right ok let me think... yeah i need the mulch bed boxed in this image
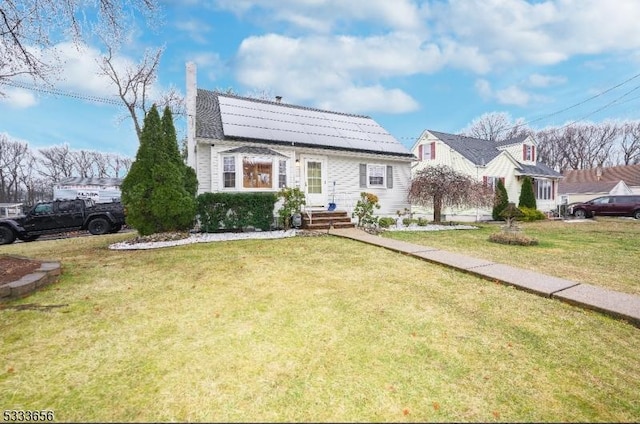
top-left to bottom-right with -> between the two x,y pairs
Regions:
0,256 -> 43,285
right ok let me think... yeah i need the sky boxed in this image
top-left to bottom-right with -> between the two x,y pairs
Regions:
2,0 -> 640,159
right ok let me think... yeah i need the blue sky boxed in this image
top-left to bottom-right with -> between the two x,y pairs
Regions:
2,0 -> 640,158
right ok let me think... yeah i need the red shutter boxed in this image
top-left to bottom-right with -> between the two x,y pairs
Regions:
418,144 -> 423,160
431,142 -> 436,160
523,145 -> 526,160
532,145 -> 535,162
483,176 -> 487,186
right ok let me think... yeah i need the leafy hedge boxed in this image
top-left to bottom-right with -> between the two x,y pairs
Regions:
196,192 -> 277,232
518,207 -> 547,222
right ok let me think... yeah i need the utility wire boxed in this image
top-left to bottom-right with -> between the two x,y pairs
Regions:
0,79 -> 126,107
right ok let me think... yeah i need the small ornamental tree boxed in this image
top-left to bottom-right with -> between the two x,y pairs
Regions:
409,165 -> 493,223
121,105 -> 196,236
352,192 -> 380,227
518,176 -> 537,209
492,179 -> 509,221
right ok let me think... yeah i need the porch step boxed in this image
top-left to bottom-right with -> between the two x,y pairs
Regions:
301,210 -> 355,230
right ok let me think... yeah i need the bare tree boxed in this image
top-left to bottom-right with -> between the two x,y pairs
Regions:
71,149 -> 97,178
409,165 -> 493,222
37,144 -> 75,181
618,121 -> 640,165
535,127 -> 568,172
0,134 -> 30,202
462,112 -> 514,142
0,0 -> 158,93
108,155 -> 132,178
98,46 -> 162,139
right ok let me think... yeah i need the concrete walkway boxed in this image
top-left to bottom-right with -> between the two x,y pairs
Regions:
328,227 -> 640,328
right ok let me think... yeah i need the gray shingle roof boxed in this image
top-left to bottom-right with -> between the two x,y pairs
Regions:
558,181 -> 620,195
517,163 -> 562,178
427,130 -> 560,177
427,130 -> 501,166
561,164 -> 640,186
220,146 -> 288,157
196,90 -> 413,158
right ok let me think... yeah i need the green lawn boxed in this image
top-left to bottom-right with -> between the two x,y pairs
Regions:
0,231 -> 639,422
384,217 -> 640,296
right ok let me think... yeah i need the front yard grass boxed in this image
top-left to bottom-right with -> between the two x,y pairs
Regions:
0,232 -> 639,422
385,217 -> 640,296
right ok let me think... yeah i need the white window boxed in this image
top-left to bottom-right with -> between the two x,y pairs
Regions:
524,145 -> 534,161
484,176 -> 502,191
222,156 -> 236,188
368,164 -> 386,187
535,180 -> 553,200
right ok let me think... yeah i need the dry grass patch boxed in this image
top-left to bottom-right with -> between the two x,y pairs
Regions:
0,233 -> 639,422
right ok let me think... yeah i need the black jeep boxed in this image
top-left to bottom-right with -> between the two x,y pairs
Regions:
0,199 -> 126,245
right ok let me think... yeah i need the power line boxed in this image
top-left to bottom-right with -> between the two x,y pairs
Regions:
0,79 -> 126,107
513,71 -> 640,129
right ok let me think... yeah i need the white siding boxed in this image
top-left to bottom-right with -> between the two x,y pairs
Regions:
194,139 -> 412,220
196,142 -> 212,194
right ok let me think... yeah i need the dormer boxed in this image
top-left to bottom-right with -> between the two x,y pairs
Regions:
522,143 -> 535,163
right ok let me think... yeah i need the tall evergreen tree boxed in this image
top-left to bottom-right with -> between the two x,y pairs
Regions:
518,176 -> 537,209
492,179 -> 509,221
161,106 -> 198,196
121,105 -> 196,236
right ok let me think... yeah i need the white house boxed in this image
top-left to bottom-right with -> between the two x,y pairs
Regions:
185,63 -> 414,221
411,130 -> 562,221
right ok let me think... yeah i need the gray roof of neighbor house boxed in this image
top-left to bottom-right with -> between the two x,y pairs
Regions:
558,164 -> 640,194
427,129 -> 561,178
55,177 -> 123,187
426,130 -> 501,166
516,163 -> 562,178
196,90 -> 414,158
558,181 -> 621,195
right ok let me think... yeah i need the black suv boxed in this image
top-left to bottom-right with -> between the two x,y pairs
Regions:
569,195 -> 640,219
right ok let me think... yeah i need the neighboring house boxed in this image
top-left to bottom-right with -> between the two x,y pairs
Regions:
559,163 -> 640,204
53,177 -> 123,203
185,63 -> 414,220
411,130 -> 562,221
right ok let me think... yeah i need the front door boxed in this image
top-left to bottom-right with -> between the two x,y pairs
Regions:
303,156 -> 327,207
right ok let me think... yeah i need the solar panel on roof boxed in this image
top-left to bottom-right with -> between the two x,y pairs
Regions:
214,94 -> 411,155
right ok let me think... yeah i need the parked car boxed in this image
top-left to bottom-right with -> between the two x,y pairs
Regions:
0,198 -> 126,245
569,195 -> 640,219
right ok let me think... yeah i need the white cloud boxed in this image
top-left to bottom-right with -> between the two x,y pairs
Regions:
474,79 -> 532,107
174,19 -> 212,44
233,33 -> 441,113
214,0 -> 424,33
319,85 -> 419,114
527,73 -> 566,88
495,85 -> 530,107
47,42 -> 115,97
0,87 -> 38,108
434,0 -> 640,69
475,79 -> 493,100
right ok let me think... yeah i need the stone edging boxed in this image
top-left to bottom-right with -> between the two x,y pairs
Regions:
0,256 -> 62,300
